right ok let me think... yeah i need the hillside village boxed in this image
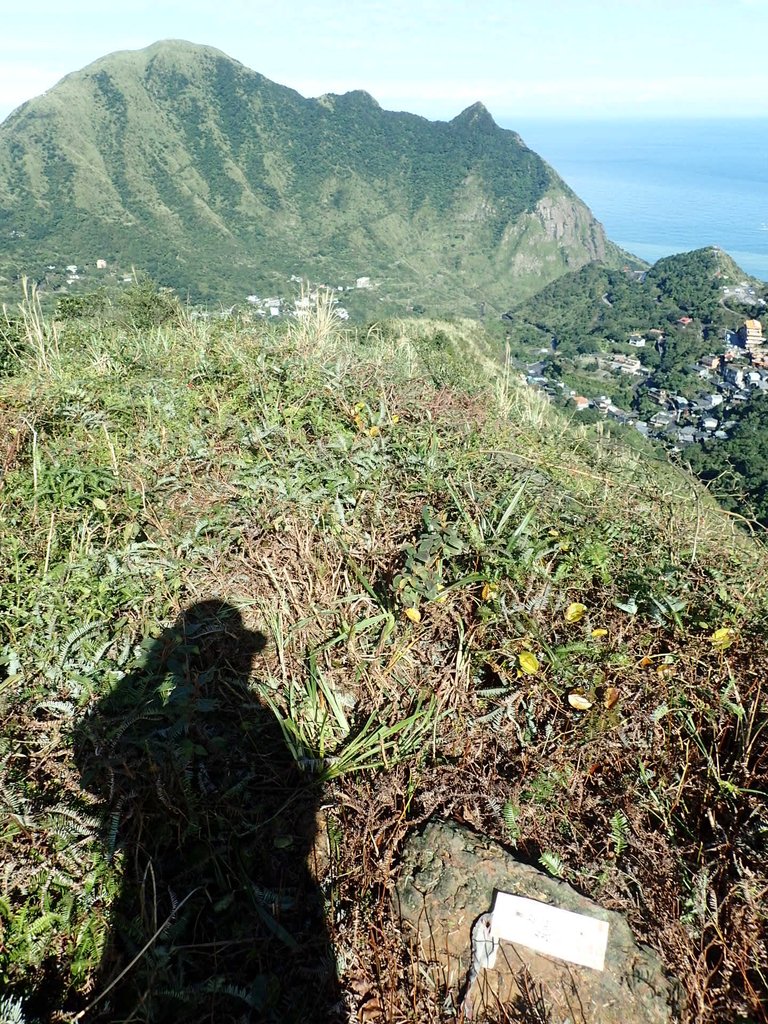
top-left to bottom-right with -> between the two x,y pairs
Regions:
1,258 -> 375,321
244,274 -> 374,320
524,315 -> 768,450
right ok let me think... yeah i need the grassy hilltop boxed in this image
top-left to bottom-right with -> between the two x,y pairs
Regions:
0,287 -> 766,1023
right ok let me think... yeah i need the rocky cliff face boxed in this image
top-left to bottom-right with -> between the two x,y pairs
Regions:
0,41 -> 621,311
498,190 -> 618,285
533,193 -> 608,258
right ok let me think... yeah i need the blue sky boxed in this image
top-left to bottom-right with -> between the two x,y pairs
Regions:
2,0 -> 768,125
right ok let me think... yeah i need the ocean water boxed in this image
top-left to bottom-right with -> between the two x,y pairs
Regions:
503,119 -> 768,283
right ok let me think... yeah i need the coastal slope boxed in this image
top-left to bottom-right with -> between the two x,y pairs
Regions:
0,40 -> 624,311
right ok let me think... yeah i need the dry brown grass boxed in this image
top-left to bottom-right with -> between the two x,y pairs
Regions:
178,481 -> 767,1023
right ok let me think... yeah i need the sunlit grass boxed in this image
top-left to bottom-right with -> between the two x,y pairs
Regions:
0,288 -> 766,1023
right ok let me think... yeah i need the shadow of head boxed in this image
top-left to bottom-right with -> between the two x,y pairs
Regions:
162,597 -> 267,677
76,598 -> 270,793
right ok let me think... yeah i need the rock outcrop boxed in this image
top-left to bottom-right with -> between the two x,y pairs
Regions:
395,820 -> 682,1023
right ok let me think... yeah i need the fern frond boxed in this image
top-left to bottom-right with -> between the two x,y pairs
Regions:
105,704 -> 158,746
91,636 -> 117,666
159,979 -> 264,1009
707,888 -> 719,916
37,700 -> 75,717
47,804 -> 101,838
250,883 -> 294,911
610,809 -> 630,857
0,994 -> 27,1024
502,801 -> 521,846
476,705 -> 505,727
57,620 -> 106,668
539,851 -> 565,878
475,685 -> 511,698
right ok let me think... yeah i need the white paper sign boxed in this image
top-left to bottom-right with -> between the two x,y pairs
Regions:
490,891 -> 609,971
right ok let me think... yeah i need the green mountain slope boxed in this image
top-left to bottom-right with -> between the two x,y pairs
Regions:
0,40 -> 624,312
505,246 -> 761,349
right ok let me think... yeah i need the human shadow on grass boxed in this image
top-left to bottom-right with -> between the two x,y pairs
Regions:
74,599 -> 341,1023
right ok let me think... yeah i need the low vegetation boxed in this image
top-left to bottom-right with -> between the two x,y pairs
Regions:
687,393 -> 768,525
1,286 -> 766,1023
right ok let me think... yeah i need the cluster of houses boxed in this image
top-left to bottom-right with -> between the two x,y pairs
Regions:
636,390 -> 733,445
245,294 -> 288,317
245,274 -> 373,320
31,258 -> 375,317
40,259 -> 112,288
523,366 -> 635,422
524,318 -> 767,450
637,318 -> 767,446
592,351 -> 647,377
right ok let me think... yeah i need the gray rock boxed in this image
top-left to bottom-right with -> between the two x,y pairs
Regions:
394,820 -> 681,1023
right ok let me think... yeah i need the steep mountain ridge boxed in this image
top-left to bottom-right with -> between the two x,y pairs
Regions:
0,40 -> 624,311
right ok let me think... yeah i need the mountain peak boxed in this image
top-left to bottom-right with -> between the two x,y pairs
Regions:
340,89 -> 381,107
318,89 -> 382,112
114,39 -> 229,59
451,102 -> 497,130
79,39 -> 237,78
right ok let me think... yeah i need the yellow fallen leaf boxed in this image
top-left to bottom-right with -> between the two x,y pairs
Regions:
404,607 -> 421,623
518,651 -> 539,674
368,425 -> 381,438
603,686 -> 620,709
656,663 -> 675,679
591,628 -> 608,638
564,602 -> 587,623
568,692 -> 593,711
481,581 -> 498,602
710,626 -> 735,651
391,414 -> 400,424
